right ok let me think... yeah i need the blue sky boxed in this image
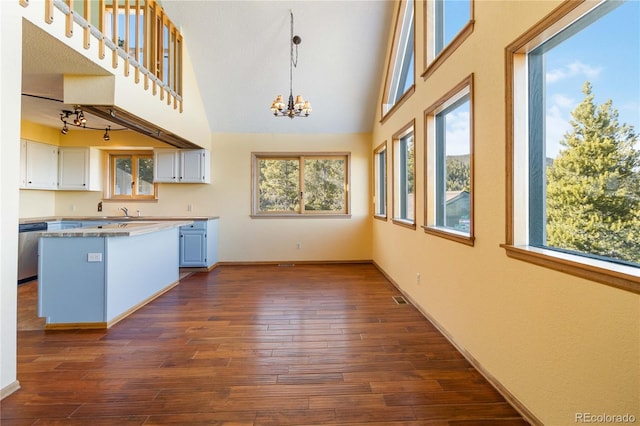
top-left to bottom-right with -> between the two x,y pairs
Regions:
544,0 -> 640,157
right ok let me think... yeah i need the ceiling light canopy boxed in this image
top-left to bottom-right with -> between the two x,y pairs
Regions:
270,10 -> 312,119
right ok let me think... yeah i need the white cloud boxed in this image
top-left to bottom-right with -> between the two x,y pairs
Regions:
546,61 -> 603,84
445,110 -> 470,156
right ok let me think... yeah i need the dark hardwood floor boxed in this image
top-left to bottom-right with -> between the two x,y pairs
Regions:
2,264 -> 528,425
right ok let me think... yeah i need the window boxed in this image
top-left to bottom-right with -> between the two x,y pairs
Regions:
109,152 -> 157,200
506,0 -> 640,293
252,153 -> 350,216
424,76 -> 473,244
382,0 -> 415,119
423,0 -> 474,79
393,123 -> 415,227
374,142 -> 388,219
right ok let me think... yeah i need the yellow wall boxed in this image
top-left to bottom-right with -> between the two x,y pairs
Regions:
20,121 -> 373,262
371,1 -> 639,424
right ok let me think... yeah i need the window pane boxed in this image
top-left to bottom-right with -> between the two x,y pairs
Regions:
436,97 -> 471,233
303,158 -> 346,212
384,0 -> 414,114
375,148 -> 387,216
137,157 -> 154,195
530,0 -> 640,265
258,159 -> 300,212
396,133 -> 415,222
114,157 -> 132,196
436,0 -> 471,55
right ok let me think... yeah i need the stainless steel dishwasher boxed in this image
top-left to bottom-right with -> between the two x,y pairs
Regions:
18,222 -> 47,284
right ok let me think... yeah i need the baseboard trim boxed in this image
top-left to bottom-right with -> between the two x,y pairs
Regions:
216,259 -> 373,266
1,381 -> 20,400
372,261 -> 543,426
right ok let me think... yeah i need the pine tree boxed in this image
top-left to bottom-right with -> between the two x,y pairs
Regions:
546,82 -> 640,263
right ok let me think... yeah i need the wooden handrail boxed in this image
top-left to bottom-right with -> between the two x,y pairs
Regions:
32,0 -> 183,110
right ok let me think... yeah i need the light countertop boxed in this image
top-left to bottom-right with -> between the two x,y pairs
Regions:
40,220 -> 193,238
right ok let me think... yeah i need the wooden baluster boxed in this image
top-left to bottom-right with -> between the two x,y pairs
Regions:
19,0 -> 29,7
112,0 -> 118,68
65,0 -> 73,37
134,0 -> 141,84
123,0 -> 130,76
83,0 -> 91,49
45,0 -> 54,24
98,0 -> 105,59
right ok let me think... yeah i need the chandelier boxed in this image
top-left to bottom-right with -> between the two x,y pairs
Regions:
270,10 -> 312,118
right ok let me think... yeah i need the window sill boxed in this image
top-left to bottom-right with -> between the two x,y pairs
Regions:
251,214 -> 352,219
423,226 -> 474,246
374,215 -> 388,222
502,244 -> 640,295
392,218 -> 416,229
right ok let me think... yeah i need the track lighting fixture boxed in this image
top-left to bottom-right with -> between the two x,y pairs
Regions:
58,105 -> 125,140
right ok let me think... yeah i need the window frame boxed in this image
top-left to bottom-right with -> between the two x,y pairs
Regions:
423,0 -> 475,80
423,74 -> 474,245
504,0 -> 640,294
107,150 -> 158,201
374,142 -> 388,220
251,152 -> 351,218
381,0 -> 416,123
392,121 -> 416,229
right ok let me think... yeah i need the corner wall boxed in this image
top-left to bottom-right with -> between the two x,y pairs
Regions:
371,1 -> 639,424
0,0 -> 23,396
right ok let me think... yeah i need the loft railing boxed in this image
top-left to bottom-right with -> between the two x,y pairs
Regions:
20,0 -> 183,112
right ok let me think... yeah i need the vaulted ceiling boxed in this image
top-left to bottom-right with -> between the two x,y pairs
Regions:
21,1 -> 394,136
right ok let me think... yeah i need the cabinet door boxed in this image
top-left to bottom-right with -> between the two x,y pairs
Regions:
153,150 -> 178,182
58,148 -> 89,190
180,150 -> 209,183
25,141 -> 58,190
179,230 -> 207,267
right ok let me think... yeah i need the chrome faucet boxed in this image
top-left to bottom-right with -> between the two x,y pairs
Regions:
120,207 -> 129,217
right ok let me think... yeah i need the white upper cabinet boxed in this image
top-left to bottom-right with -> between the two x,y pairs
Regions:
153,149 -> 210,183
58,147 -> 102,191
21,140 -> 58,190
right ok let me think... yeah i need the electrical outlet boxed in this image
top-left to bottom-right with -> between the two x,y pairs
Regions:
296,242 -> 302,250
187,204 -> 192,212
416,273 -> 421,285
87,253 -> 103,262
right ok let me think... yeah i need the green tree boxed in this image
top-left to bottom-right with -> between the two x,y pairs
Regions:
546,82 -> 640,263
446,156 -> 470,191
303,159 -> 345,211
259,159 -> 299,212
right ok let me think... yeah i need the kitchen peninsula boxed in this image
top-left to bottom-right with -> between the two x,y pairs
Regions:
38,220 -> 191,330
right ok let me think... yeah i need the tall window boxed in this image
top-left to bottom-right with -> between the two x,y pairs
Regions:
507,0 -> 640,291
374,142 -> 388,219
382,0 -> 415,117
252,153 -> 350,216
393,123 -> 415,226
424,0 -> 473,78
109,152 -> 156,199
425,76 -> 473,244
